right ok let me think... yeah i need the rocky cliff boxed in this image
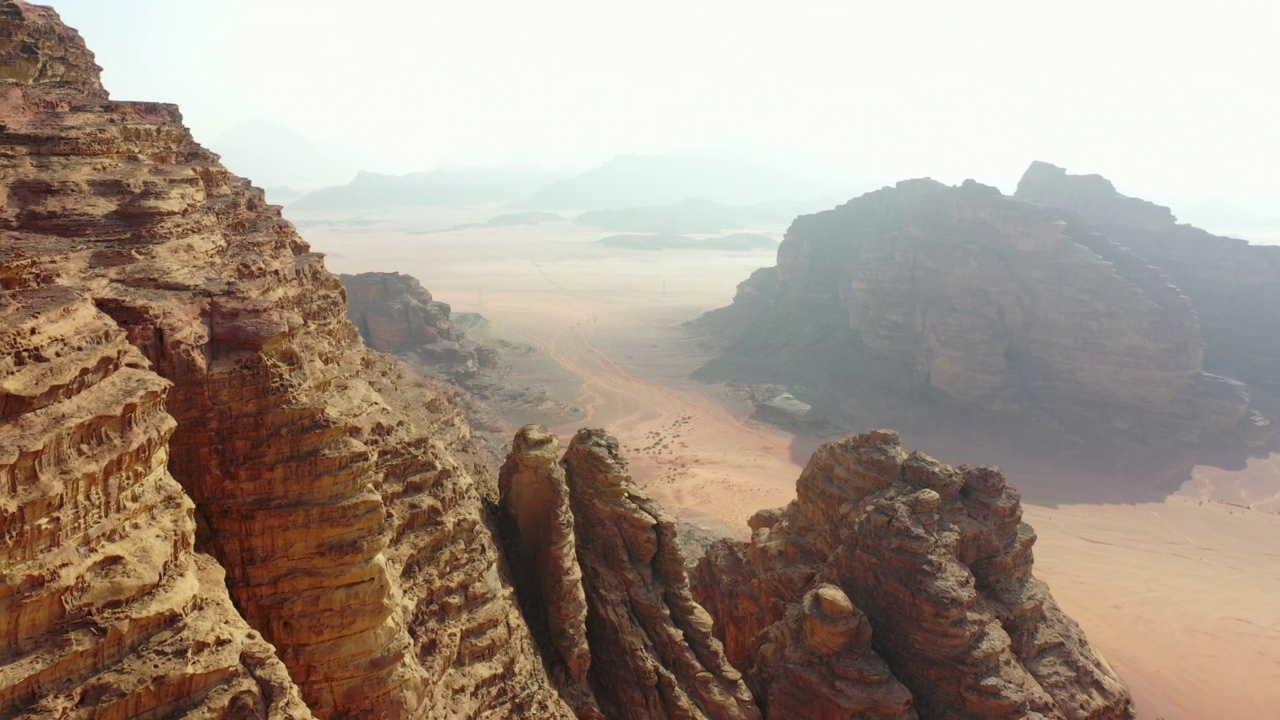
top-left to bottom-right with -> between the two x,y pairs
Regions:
1015,161 -> 1280,395
0,2 -> 568,717
691,431 -> 1133,720
498,425 -> 758,720
695,177 -> 1269,454
1,4 -> 1134,719
339,271 -> 457,354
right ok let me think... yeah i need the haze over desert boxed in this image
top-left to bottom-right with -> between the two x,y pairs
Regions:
6,2 -> 1280,718
305,206 -> 1280,720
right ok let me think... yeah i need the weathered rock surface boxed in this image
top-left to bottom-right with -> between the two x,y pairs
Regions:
497,426 -> 599,718
1016,161 -> 1280,397
1,3 -> 569,717
696,177 -> 1267,451
0,288 -> 312,719
340,271 -> 457,354
1,6 -> 1139,720
691,430 -> 1133,720
499,425 -> 759,720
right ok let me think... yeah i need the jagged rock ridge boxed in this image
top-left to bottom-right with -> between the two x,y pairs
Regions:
2,4 -> 1136,720
1,2 -> 569,717
695,176 -> 1269,454
498,425 -> 759,720
691,430 -> 1133,720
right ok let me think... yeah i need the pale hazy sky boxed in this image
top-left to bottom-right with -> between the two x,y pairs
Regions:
49,0 -> 1279,212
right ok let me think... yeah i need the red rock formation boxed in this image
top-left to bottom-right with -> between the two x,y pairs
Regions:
339,271 -> 456,353
498,425 -> 600,718
692,431 -> 1133,720
0,288 -> 312,719
500,426 -> 760,720
748,585 -> 916,720
0,6 -> 1141,720
1,2 -> 569,717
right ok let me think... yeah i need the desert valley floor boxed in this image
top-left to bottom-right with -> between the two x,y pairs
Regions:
300,207 -> 1280,720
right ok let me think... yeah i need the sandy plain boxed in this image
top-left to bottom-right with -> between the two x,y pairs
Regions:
300,206 -> 1280,720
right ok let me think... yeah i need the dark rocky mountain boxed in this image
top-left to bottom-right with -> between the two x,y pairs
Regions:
1016,161 -> 1280,395
694,175 -> 1271,460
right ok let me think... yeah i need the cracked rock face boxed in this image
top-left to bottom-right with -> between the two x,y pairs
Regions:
691,430 -> 1134,720
500,425 -> 760,720
1,3 -> 569,717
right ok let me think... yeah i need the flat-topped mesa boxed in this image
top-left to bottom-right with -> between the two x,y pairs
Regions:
499,425 -> 760,720
696,176 -> 1266,451
1,2 -> 570,718
340,271 -> 457,353
691,430 -> 1134,720
1016,161 -> 1280,399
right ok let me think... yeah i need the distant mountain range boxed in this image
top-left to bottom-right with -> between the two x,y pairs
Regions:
288,167 -> 556,211
516,148 -> 856,209
285,145 -> 863,212
598,232 -> 777,251
209,119 -> 362,190
576,198 -> 832,234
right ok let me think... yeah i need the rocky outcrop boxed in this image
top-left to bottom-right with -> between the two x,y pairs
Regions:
497,426 -> 599,717
0,288 -> 312,719
499,426 -> 759,720
696,177 -> 1268,451
339,271 -> 457,353
691,431 -> 1133,720
1016,161 -> 1280,396
1,6 -> 1138,720
1,3 -> 569,717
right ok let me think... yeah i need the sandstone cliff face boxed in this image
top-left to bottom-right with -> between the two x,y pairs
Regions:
697,177 -> 1266,450
339,271 -> 456,354
0,288 -> 312,719
499,425 -> 759,720
691,431 -> 1133,720
2,6 -> 1138,720
1015,161 -> 1280,396
1,3 -> 569,717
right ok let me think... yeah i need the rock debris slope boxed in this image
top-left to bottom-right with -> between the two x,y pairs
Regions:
691,430 -> 1133,720
1,2 -> 568,717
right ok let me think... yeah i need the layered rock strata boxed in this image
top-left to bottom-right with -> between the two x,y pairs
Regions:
696,177 -> 1266,448
1016,161 -> 1280,396
0,288 -> 312,719
691,430 -> 1133,720
1,2 -> 569,717
499,425 -> 759,720
2,5 -> 1138,720
339,271 -> 457,354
